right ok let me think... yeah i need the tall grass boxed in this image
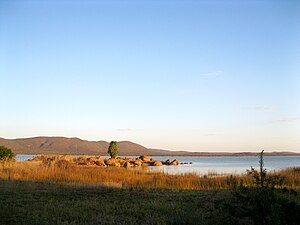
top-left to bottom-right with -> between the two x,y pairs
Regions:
0,161 -> 299,190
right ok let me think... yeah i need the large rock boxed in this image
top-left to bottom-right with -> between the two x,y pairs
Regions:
151,160 -> 163,166
132,159 -> 143,167
94,158 -> 106,166
105,158 -> 117,166
112,162 -> 121,167
76,157 -> 87,165
86,157 -> 96,165
170,159 -> 179,166
164,159 -> 179,166
139,155 -> 151,162
124,162 -> 132,168
164,159 -> 173,165
117,159 -> 127,166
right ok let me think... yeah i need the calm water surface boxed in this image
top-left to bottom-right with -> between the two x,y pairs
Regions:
146,156 -> 300,175
16,155 -> 300,175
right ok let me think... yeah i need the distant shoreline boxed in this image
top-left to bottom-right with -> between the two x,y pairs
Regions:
16,153 -> 300,157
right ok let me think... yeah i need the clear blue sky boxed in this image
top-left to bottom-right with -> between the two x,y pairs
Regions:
1,0 -> 299,152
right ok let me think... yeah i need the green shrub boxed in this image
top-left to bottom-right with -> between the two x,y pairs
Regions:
247,150 -> 268,187
220,150 -> 300,225
0,146 -> 14,161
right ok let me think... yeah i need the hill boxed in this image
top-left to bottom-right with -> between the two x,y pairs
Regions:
0,137 -> 299,156
0,137 -> 154,156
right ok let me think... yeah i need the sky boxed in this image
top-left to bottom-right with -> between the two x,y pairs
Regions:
0,0 -> 299,152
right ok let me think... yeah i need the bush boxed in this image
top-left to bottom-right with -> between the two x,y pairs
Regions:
247,150 -> 286,189
0,146 -> 14,161
218,150 -> 300,225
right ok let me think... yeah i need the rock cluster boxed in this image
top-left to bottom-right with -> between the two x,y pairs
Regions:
30,155 -> 181,168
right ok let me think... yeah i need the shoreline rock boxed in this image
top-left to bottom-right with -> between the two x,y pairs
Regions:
30,155 -> 181,168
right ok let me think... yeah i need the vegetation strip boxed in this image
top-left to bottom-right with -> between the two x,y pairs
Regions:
1,180 -> 299,225
1,147 -> 300,224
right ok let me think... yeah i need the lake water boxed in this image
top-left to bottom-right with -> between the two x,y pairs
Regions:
16,155 -> 37,161
146,156 -> 300,175
16,155 -> 300,175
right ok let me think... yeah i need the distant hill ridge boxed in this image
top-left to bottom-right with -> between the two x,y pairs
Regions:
0,136 -> 153,155
0,137 -> 299,156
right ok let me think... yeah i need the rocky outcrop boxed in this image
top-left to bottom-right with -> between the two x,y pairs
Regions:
30,155 -> 180,168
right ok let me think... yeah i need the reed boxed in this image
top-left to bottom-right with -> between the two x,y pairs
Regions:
0,161 -> 299,190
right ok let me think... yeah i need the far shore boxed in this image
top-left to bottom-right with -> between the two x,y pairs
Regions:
15,152 -> 300,157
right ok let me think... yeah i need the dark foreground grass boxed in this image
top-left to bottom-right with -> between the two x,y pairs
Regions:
1,180 -> 300,225
0,180 -> 225,225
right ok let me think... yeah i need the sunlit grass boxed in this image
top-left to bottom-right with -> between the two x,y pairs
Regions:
0,161 -> 299,190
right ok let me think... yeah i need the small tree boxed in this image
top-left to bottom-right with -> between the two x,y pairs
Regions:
0,146 -> 15,161
107,141 -> 118,158
247,150 -> 285,188
247,150 -> 267,188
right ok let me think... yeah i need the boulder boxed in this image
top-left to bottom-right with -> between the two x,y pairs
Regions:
111,162 -> 121,167
105,158 -> 117,166
164,159 -> 173,165
139,155 -> 151,162
151,160 -> 163,166
132,160 -> 142,167
124,162 -> 132,168
85,157 -> 96,165
164,159 -> 179,166
170,159 -> 179,166
76,157 -> 87,165
95,159 -> 106,166
131,158 -> 142,164
117,158 -> 126,166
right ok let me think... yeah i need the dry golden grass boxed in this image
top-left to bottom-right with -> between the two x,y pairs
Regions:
273,167 -> 300,189
0,161 -> 299,190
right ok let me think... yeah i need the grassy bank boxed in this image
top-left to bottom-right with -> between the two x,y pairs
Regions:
1,161 -> 300,190
1,161 -> 300,224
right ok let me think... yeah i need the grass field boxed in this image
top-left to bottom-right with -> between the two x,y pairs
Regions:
1,161 -> 300,224
1,161 -> 300,190
1,180 -> 299,225
0,180 -> 227,225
